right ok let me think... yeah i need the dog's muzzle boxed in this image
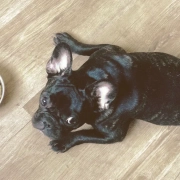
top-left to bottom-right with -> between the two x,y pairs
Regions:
32,111 -> 63,139
32,112 -> 55,130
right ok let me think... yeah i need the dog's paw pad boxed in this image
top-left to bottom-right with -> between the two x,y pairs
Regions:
53,32 -> 71,45
49,140 -> 67,153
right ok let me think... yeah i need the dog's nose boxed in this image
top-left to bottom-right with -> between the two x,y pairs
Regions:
32,112 -> 53,130
33,120 -> 46,130
32,113 -> 47,130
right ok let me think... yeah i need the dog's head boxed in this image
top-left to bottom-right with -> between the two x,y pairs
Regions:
32,43 -> 117,140
32,43 -> 85,139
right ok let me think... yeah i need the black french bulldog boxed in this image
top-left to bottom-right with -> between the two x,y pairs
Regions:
32,33 -> 180,152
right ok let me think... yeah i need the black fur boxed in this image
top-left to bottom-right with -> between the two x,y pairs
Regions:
32,33 -> 180,152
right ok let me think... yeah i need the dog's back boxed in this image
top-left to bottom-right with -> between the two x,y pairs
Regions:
79,49 -> 180,125
104,51 -> 180,125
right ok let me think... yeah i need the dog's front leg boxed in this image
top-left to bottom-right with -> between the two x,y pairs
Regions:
54,32 -> 126,56
49,129 -> 119,153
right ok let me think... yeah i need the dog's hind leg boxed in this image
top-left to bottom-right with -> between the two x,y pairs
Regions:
54,32 -> 126,56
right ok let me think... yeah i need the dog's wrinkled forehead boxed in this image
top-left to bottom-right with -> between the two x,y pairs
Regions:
39,76 -> 83,115
44,77 -> 73,92
41,76 -> 82,108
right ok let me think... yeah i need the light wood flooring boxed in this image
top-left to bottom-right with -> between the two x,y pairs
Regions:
0,0 -> 180,179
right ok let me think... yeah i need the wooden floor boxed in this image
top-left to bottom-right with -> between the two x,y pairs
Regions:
0,0 -> 180,179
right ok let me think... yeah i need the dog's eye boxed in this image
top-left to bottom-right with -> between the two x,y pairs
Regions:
41,98 -> 47,106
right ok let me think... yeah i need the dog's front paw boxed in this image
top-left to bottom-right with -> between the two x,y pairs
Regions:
49,140 -> 69,153
53,32 -> 77,46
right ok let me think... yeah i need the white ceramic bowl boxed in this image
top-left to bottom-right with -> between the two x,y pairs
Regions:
0,76 -> 5,104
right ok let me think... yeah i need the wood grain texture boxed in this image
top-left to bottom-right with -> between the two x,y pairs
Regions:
0,0 -> 179,180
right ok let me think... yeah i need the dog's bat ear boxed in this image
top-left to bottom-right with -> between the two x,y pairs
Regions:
86,81 -> 117,111
46,43 -> 72,76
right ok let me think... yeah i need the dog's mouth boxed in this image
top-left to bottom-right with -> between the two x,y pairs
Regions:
32,112 -> 62,138
41,126 -> 62,140
35,120 -> 63,140
32,107 -> 84,140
